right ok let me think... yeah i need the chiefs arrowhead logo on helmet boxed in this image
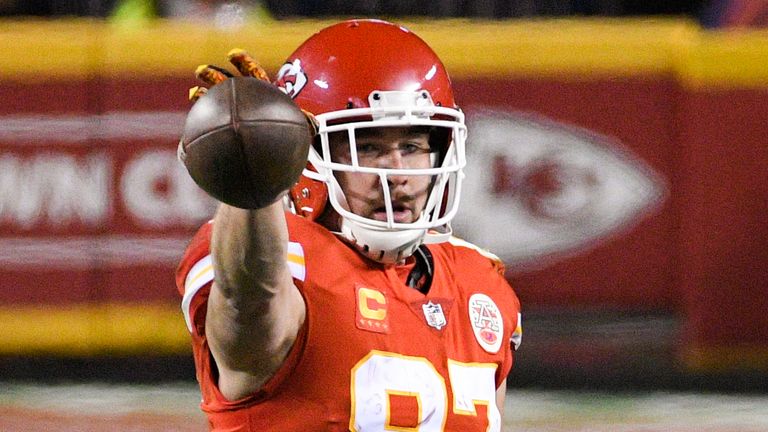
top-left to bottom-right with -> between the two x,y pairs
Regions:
275,59 -> 308,99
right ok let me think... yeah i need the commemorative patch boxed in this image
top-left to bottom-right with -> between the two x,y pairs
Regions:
468,293 -> 503,353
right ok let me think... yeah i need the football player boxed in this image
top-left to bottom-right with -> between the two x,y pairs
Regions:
177,19 -> 522,431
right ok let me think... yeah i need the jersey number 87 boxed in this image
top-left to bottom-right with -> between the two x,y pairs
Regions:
350,350 -> 501,431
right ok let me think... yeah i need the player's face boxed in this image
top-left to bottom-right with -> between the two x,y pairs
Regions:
329,127 -> 434,223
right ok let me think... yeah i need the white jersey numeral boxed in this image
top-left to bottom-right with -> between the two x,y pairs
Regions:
448,359 -> 501,430
350,350 -> 499,431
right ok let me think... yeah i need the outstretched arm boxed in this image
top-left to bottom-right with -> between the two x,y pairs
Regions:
206,202 -> 305,401
184,50 -> 309,401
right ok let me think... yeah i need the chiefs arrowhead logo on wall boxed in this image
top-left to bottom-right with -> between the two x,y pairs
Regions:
454,110 -> 667,273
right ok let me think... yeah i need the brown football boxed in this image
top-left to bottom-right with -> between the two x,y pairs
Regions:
179,77 -> 312,209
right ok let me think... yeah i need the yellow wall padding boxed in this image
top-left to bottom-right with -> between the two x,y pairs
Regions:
0,304 -> 189,355
2,18 -> 768,88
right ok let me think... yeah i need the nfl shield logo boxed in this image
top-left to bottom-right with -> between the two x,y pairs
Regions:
422,301 -> 447,330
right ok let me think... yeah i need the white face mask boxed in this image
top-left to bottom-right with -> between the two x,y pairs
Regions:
302,90 -> 467,263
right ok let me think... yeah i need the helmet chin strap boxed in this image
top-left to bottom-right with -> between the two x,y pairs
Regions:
340,217 -> 425,264
337,208 -> 455,264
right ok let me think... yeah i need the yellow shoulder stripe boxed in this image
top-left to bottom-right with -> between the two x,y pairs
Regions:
448,236 -> 502,263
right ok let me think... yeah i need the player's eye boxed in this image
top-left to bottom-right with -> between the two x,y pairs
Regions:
401,142 -> 429,155
356,142 -> 380,155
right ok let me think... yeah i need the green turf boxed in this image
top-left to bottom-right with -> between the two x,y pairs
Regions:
2,383 -> 767,431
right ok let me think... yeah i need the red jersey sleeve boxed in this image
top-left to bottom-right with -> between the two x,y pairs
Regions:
176,221 -> 214,339
175,215 -> 313,415
481,256 -> 520,387
441,237 -> 522,388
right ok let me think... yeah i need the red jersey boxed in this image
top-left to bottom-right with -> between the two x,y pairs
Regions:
176,212 -> 522,431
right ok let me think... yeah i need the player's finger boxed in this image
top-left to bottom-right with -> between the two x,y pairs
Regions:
228,48 -> 270,82
188,86 -> 208,102
195,64 -> 233,86
302,109 -> 318,136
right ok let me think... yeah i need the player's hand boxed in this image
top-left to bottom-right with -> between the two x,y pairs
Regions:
189,48 -> 269,101
189,49 -> 317,134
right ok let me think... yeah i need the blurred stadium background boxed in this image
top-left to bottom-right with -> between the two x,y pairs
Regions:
1,0 -> 767,430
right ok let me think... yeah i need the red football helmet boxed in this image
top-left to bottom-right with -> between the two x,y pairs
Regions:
276,19 -> 467,263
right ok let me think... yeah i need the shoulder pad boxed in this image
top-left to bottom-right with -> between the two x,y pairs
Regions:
447,236 -> 506,276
